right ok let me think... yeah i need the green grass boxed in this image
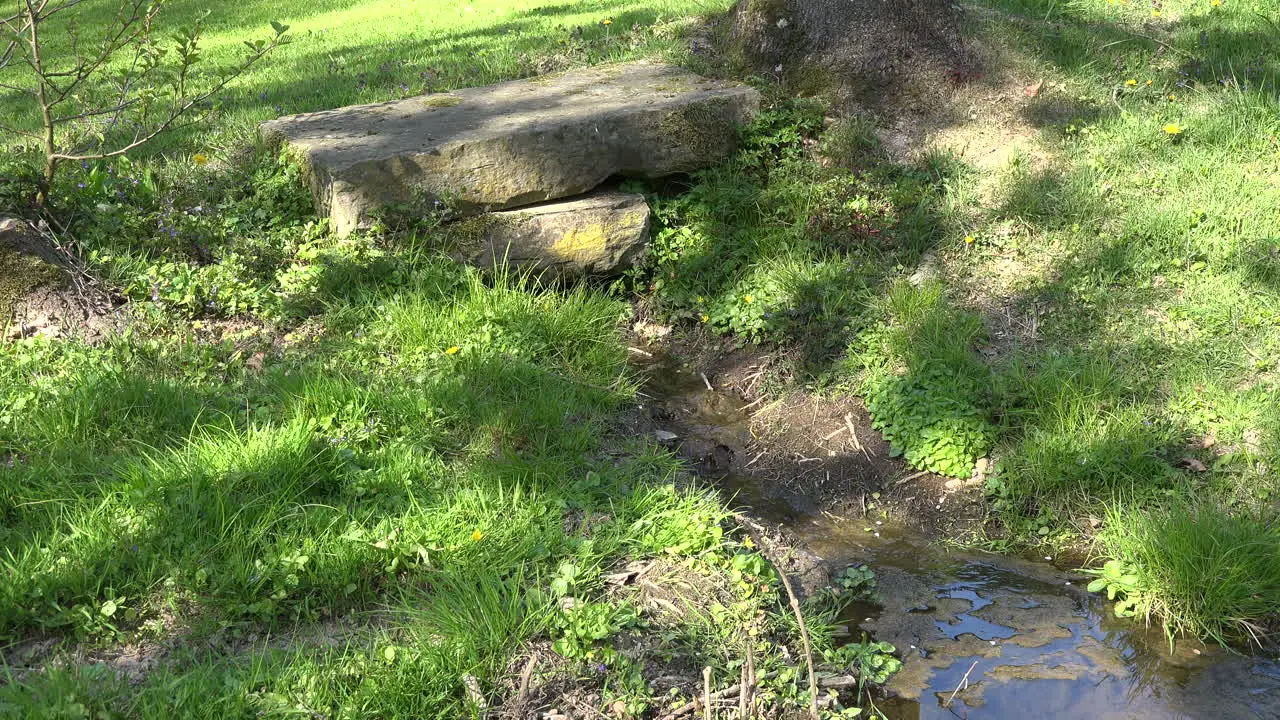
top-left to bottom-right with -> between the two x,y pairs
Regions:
1096,502 -> 1280,646
0,257 -> 828,716
0,0 -> 733,157
2,3 -> 1280,712
637,0 -> 1280,643
890,0 -> 1280,641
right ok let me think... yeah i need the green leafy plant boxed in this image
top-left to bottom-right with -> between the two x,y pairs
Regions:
823,641 -> 902,685
727,551 -> 779,598
548,600 -> 641,661
833,565 -> 877,599
1083,559 -> 1144,618
856,284 -> 997,478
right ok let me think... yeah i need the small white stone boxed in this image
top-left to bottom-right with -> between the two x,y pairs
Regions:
776,18 -> 789,29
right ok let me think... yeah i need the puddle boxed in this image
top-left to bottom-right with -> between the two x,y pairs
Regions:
634,355 -> 1280,720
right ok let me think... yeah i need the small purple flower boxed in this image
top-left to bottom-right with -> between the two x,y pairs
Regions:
77,183 -> 86,189
592,662 -> 608,674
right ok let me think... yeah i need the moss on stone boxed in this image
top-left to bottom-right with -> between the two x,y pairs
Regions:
657,96 -> 738,166
442,214 -> 507,254
0,243 -> 62,320
421,95 -> 463,108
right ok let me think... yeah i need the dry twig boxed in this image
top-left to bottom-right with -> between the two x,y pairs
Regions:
943,661 -> 979,708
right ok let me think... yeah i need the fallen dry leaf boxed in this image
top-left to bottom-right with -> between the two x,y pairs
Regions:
1024,80 -> 1044,97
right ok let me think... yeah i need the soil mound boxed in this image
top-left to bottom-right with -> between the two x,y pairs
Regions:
1,217 -> 116,342
721,0 -> 975,110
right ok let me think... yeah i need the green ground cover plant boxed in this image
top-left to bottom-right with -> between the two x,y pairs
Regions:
638,0 -> 1280,643
3,1 -> 1280,715
2,3 -> 900,715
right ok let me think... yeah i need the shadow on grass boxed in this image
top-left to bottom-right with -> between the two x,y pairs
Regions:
0,260 -> 661,650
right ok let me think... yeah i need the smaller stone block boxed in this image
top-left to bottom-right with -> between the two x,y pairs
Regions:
451,190 -> 650,276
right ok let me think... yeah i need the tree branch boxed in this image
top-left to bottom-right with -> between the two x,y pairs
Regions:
49,36 -> 286,163
53,96 -> 139,124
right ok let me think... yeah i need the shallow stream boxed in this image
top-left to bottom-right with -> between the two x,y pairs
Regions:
637,358 -> 1280,719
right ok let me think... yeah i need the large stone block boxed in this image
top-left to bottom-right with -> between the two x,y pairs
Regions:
450,190 -> 650,276
260,62 -> 759,235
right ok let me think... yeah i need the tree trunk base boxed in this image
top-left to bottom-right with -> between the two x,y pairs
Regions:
719,0 -> 975,112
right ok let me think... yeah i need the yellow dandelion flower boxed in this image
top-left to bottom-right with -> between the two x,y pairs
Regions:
601,18 -> 613,25
1124,79 -> 1138,87
193,153 -> 209,165
471,529 -> 484,541
700,314 -> 709,323
445,345 -> 460,355
1151,9 -> 1161,16
1168,93 -> 1177,100
743,295 -> 754,303
1163,123 -> 1184,135
1211,0 -> 1222,6
1145,80 -> 1153,86
965,235 -> 976,244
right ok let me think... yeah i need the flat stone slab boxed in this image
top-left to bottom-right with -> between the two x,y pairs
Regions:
260,62 -> 759,235
450,190 -> 650,276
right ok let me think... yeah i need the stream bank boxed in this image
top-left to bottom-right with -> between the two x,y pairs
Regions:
627,339 -> 1280,719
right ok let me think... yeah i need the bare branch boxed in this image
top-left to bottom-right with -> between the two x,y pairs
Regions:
50,36 -> 287,163
53,97 -> 140,124
46,0 -> 159,106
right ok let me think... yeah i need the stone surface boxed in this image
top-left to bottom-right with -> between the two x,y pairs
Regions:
1,217 -> 114,341
450,190 -> 650,276
260,62 -> 759,235
1,217 -> 61,319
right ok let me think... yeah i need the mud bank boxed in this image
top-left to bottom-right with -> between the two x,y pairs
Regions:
630,346 -> 1280,719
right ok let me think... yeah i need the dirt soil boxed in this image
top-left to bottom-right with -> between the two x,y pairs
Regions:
1,217 -> 118,342
623,326 -> 993,546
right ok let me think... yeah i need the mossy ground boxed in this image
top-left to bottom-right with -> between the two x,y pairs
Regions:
0,240 -> 63,321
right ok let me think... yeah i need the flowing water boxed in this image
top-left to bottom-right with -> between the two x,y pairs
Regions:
637,358 -> 1280,719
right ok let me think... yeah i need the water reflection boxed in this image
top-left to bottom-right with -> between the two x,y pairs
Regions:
636,355 -> 1280,719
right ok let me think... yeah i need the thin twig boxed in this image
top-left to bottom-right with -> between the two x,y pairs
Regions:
843,413 -> 871,460
894,470 -> 931,486
739,395 -> 767,412
700,372 -> 713,391
516,654 -> 539,705
943,661 -> 979,708
776,566 -> 820,720
659,671 -> 778,720
702,666 -> 712,720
